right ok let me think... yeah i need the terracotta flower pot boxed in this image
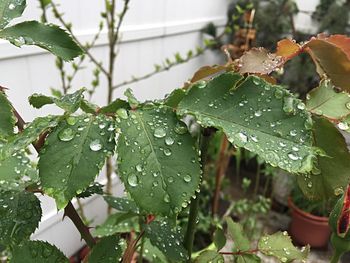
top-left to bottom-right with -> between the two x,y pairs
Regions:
288,197 -> 331,249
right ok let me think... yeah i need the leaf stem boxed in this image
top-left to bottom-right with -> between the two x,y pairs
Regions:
184,128 -> 212,261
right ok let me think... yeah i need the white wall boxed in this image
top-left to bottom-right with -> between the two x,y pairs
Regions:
0,0 -> 230,257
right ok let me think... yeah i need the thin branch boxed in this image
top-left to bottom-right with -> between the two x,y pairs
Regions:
112,49 -> 206,90
50,1 -> 109,76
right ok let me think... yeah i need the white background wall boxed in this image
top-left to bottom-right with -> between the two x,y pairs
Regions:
0,0 -> 319,257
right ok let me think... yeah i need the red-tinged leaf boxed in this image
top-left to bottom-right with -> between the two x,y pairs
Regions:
318,34 -> 350,60
252,73 -> 277,85
338,185 -> 350,237
276,38 -> 301,60
238,47 -> 283,75
304,36 -> 350,92
189,65 -> 226,83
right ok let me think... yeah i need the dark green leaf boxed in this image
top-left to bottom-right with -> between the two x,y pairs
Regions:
29,89 -> 85,114
80,99 -> 99,114
88,236 -> 124,263
103,196 -> 139,213
94,212 -> 138,237
116,106 -> 201,215
11,240 -> 68,263
297,117 -> 350,199
0,190 -> 41,245
195,250 -> 224,263
213,228 -> 226,251
306,79 -> 350,120
0,150 -> 38,189
76,182 -> 104,198
178,73 -> 318,173
28,94 -> 54,109
99,99 -> 129,114
144,220 -> 188,262
143,238 -> 167,263
164,89 -> 186,108
258,231 -> 309,262
0,116 -> 59,160
0,21 -> 83,61
226,217 -> 250,252
0,91 -> 15,139
39,114 -> 115,209
0,0 -> 26,29
236,254 -> 261,263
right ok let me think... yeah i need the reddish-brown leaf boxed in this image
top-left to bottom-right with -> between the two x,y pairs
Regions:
276,38 -> 301,60
304,35 -> 350,92
190,65 -> 226,83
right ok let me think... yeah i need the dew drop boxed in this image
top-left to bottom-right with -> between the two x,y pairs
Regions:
136,164 -> 143,172
297,102 -> 305,110
288,152 -> 299,161
307,181 -> 313,188
8,3 -> 15,10
58,128 -> 75,142
66,116 -> 77,126
174,122 -> 187,135
168,177 -> 174,183
116,108 -> 128,119
89,139 -> 102,151
254,110 -> 262,117
346,101 -> 350,110
164,194 -> 170,203
153,172 -> 159,177
183,174 -> 191,183
338,121 -> 349,130
128,174 -> 138,187
238,132 -> 248,143
154,127 -> 166,138
165,137 -> 174,145
163,148 -> 172,156
289,130 -> 297,136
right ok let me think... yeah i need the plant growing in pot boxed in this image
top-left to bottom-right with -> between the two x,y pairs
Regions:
288,184 -> 334,249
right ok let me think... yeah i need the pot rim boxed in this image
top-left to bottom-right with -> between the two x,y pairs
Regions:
288,197 -> 329,223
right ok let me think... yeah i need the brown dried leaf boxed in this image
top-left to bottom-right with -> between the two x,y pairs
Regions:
238,47 -> 283,75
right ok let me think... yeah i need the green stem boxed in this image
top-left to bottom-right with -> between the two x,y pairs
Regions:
330,250 -> 342,263
183,128 -> 212,261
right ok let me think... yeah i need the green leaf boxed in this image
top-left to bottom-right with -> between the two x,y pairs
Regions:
0,116 -> 59,160
144,220 -> 188,262
306,79 -> 350,120
258,231 -> 309,262
11,240 -> 68,263
29,89 -> 85,114
124,88 -> 139,109
0,0 -> 26,29
0,190 -> 42,245
195,250 -> 224,263
178,73 -> 317,173
0,21 -> 83,61
103,196 -> 140,214
94,212 -> 138,237
28,94 -> 54,109
80,99 -> 99,114
213,228 -> 226,251
236,254 -> 261,263
88,236 -> 124,263
0,91 -> 15,139
226,217 -> 250,252
297,117 -> 350,199
99,99 -> 129,114
164,89 -> 186,108
143,238 -> 167,263
76,182 -> 104,198
39,114 -> 115,209
116,106 -> 201,215
0,150 -> 38,189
